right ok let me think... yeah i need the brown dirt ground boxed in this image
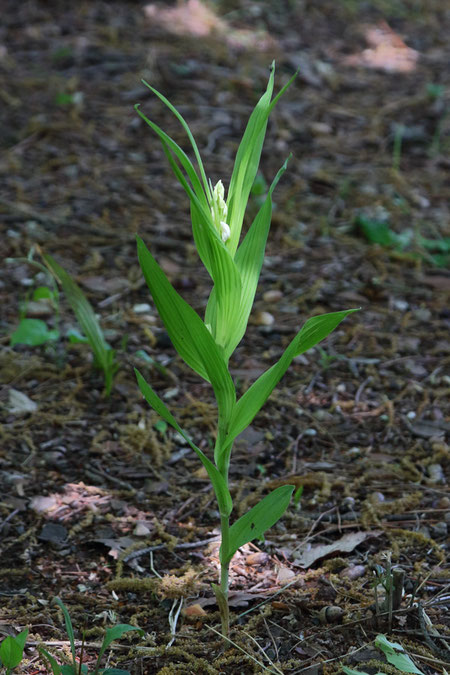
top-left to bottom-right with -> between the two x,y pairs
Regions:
0,1 -> 449,673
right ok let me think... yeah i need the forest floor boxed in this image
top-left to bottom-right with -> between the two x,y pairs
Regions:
0,1 -> 449,673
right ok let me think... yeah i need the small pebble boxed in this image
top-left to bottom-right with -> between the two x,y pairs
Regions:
427,464 -> 444,484
254,311 -> 275,326
431,522 -> 448,539
341,565 -> 365,580
133,303 -> 152,314
263,289 -> 283,303
341,496 -> 356,511
437,497 -> 450,509
134,522 -> 151,537
393,299 -> 409,311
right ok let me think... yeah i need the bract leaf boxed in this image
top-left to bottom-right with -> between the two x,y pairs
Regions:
136,369 -> 232,517
226,309 -> 358,445
140,80 -> 211,200
227,63 -> 297,256
136,237 -> 236,427
227,156 -> 290,359
222,485 -> 294,565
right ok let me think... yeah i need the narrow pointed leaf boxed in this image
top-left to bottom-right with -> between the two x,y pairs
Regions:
136,369 -> 233,517
190,204 -> 242,354
53,598 -> 76,665
227,64 -> 297,256
39,647 -> 62,675
135,105 -> 208,213
137,237 -> 235,425
141,80 -> 211,200
96,625 -> 144,667
226,157 -> 290,359
43,254 -> 117,394
226,310 -> 358,444
222,485 -> 294,564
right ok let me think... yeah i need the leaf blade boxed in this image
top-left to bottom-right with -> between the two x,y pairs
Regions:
136,237 -> 236,427
226,310 -> 358,444
136,369 -> 233,517
222,485 -> 294,564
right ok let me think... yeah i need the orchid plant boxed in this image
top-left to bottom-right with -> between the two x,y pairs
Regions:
134,63 -> 356,634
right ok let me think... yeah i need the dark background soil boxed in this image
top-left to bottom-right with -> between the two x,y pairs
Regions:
0,1 -> 449,673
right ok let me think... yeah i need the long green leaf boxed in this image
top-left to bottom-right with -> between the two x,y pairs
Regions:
43,254 -> 117,394
136,369 -> 233,517
140,80 -> 211,201
135,105 -> 208,213
221,485 -> 294,565
53,598 -> 76,666
136,237 -> 236,428
225,157 -> 290,360
227,64 -> 297,257
38,647 -> 62,675
225,310 -> 358,445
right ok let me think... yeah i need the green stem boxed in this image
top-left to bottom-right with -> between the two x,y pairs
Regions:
218,513 -> 230,635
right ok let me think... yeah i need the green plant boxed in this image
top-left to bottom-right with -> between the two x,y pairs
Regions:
134,62 -> 357,634
10,317 -> 59,347
0,629 -> 29,674
341,634 -> 424,675
39,598 -> 144,675
43,254 -> 119,396
7,251 -> 61,347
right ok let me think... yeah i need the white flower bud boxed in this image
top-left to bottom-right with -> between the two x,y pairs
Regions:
220,221 -> 230,243
210,179 -> 230,244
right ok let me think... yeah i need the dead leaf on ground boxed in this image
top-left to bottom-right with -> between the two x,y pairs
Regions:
292,530 -> 382,568
344,21 -> 419,73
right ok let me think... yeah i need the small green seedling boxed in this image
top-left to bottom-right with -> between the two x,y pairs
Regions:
7,251 -> 61,348
134,62 -> 357,634
341,634 -> 424,675
10,317 -> 59,347
43,254 -> 119,396
39,598 -> 144,675
0,629 -> 29,674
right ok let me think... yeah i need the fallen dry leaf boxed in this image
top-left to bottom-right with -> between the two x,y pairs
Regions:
344,21 -> 419,73
293,530 -> 382,568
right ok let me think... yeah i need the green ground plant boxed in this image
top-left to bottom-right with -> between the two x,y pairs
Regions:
7,251 -> 118,395
134,62 -> 357,635
39,598 -> 144,675
0,629 -> 28,674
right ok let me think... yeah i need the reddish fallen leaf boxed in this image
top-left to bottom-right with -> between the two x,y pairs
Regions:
344,21 -> 419,73
144,0 -> 275,52
245,551 -> 269,566
293,530 -> 382,568
183,603 -> 207,617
